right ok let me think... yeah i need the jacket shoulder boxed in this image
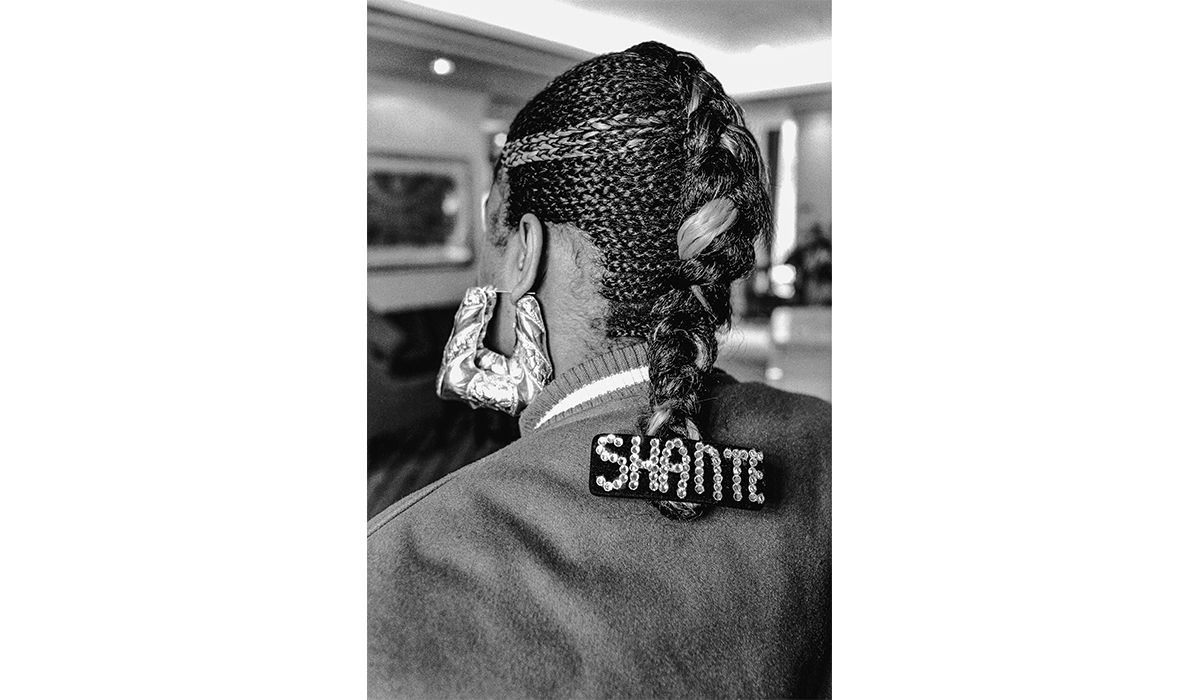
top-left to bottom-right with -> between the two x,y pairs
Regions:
702,380 -> 831,511
706,380 -> 831,445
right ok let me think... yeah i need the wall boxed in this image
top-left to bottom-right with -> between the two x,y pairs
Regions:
793,108 -> 832,243
367,74 -> 489,311
740,87 -> 832,263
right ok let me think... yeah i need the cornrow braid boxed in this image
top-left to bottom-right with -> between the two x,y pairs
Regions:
499,41 -> 770,521
500,110 -> 675,168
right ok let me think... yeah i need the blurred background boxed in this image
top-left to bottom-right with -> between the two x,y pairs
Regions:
367,0 -> 831,517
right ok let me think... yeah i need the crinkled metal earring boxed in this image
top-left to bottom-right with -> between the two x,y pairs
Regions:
436,285 -> 553,416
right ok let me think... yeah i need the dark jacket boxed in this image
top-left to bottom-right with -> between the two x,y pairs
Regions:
368,344 -> 832,698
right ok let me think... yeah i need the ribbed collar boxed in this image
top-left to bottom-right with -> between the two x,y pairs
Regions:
519,343 -> 651,435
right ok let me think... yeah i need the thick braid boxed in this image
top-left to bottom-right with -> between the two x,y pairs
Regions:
628,43 -> 770,520
498,42 -> 770,520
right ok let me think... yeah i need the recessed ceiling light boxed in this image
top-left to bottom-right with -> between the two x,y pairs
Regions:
430,57 -> 455,76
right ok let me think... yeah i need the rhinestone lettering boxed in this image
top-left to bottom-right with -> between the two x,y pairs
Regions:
589,434 -> 767,510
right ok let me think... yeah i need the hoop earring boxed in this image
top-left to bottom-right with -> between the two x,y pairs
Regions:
436,285 -> 553,416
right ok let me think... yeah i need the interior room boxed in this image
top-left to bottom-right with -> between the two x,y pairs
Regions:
367,0 -> 832,518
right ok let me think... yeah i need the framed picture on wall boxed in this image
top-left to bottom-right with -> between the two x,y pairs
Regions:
368,154 -> 473,268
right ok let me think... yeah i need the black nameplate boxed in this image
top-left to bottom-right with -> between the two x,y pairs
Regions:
589,433 -> 767,510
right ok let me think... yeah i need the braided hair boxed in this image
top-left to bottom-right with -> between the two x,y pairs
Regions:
499,42 -> 771,520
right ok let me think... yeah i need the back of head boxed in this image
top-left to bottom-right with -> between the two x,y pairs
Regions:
500,41 -> 772,519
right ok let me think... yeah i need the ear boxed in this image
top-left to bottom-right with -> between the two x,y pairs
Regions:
510,212 -> 544,297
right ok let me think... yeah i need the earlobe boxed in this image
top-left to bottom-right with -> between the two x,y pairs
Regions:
513,213 -> 544,296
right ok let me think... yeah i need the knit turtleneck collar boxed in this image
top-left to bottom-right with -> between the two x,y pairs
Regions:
518,342 -> 651,436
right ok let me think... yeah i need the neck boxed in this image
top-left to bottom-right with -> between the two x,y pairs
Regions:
528,225 -> 631,378
539,289 -> 604,377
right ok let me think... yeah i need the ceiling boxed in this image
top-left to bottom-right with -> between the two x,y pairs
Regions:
367,36 -> 552,119
369,5 -> 589,122
554,0 -> 831,54
370,0 -> 831,97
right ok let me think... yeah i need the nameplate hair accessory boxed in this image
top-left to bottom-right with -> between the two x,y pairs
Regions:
589,433 -> 767,510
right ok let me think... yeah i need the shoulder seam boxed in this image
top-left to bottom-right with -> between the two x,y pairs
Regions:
367,471 -> 460,538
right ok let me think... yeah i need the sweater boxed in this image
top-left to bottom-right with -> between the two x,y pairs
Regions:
368,342 -> 832,698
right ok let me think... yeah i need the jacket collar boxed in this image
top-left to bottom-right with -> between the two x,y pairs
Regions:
519,342 -> 651,435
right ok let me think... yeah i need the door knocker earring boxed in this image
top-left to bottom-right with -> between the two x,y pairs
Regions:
436,285 -> 553,416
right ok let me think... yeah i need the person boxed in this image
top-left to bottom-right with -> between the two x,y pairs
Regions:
785,222 -> 832,306
368,41 -> 831,698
